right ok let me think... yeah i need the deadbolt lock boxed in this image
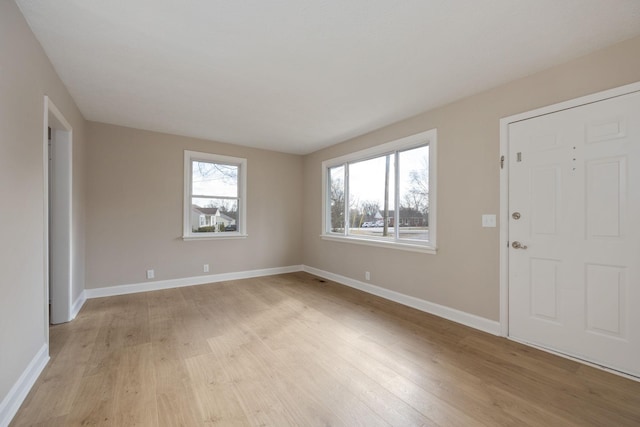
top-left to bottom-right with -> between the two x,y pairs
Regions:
512,212 -> 521,220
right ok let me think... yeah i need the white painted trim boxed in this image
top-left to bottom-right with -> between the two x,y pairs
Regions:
0,344 -> 49,427
71,290 -> 86,319
503,81 -> 640,126
84,264 -> 499,335
499,83 -> 640,336
44,96 -> 74,329
303,265 -> 501,336
183,150 -> 247,238
85,265 -> 303,298
42,98 -> 49,345
320,128 -> 437,250
323,129 -> 437,167
499,115 -> 510,337
321,234 -> 436,254
428,130 -> 438,247
45,97 -> 72,130
183,234 -> 248,241
0,262 -> 504,427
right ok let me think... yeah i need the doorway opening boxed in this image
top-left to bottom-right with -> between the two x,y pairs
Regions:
44,96 -> 73,329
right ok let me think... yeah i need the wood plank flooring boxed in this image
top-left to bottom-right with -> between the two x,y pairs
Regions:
11,272 -> 640,426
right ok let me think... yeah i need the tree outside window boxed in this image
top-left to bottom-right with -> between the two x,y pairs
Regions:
323,130 -> 436,250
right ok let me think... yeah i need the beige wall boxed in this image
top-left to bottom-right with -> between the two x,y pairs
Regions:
85,122 -> 303,288
3,2 -> 640,417
0,0 -> 86,407
302,35 -> 640,321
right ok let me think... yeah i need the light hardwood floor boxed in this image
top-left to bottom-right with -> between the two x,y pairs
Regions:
11,272 -> 640,426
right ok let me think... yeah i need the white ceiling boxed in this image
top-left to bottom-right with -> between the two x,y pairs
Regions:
16,1 -> 640,154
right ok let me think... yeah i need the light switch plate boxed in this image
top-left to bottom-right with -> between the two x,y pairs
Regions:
482,214 -> 497,228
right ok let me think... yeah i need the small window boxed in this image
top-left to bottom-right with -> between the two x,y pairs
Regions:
322,130 -> 436,253
183,151 -> 247,239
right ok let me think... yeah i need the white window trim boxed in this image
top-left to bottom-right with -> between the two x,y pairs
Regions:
321,129 -> 437,253
183,150 -> 247,240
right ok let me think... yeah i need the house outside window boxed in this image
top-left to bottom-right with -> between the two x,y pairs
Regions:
322,129 -> 437,253
183,150 -> 247,239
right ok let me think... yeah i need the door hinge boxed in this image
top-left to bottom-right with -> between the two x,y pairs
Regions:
500,155 -> 504,169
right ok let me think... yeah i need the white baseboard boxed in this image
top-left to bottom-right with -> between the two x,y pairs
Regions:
71,290 -> 86,319
302,265 -> 501,336
85,265 -> 304,299
83,263 -> 499,335
0,264 -> 496,427
0,344 -> 49,427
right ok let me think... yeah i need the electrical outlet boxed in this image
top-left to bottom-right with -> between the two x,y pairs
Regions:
146,269 -> 154,279
204,264 -> 209,273
365,271 -> 370,281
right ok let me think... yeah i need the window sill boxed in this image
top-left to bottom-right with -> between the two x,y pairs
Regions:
320,234 -> 437,254
183,233 -> 248,241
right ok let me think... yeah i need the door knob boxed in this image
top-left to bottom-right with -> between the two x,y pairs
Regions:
512,241 -> 528,249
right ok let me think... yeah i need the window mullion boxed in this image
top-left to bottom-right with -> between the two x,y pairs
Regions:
326,171 -> 331,233
394,151 -> 400,241
344,163 -> 349,236
321,129 -> 436,250
189,161 -> 194,198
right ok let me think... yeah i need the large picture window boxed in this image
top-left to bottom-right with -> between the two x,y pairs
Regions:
183,150 -> 247,239
322,130 -> 436,253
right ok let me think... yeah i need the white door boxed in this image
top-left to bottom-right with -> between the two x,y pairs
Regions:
47,100 -> 73,325
508,90 -> 640,377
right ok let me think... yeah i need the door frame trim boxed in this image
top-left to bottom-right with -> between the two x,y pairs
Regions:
43,96 -> 74,333
499,81 -> 640,337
